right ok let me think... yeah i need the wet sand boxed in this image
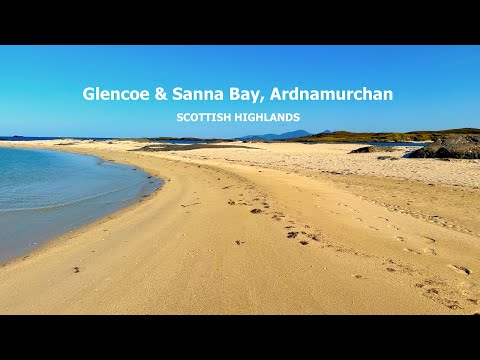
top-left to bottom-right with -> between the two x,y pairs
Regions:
0,139 -> 478,314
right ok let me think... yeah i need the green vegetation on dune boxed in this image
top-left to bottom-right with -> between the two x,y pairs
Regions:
286,128 -> 480,143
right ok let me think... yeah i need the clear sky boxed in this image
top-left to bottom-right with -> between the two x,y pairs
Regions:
0,45 -> 478,138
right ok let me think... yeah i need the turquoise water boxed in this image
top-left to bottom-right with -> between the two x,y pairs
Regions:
0,147 -> 162,263
0,136 -> 112,141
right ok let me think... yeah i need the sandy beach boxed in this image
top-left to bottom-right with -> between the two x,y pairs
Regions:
0,139 -> 479,314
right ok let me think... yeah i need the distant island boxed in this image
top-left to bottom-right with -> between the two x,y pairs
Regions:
3,129 -> 479,145
235,130 -> 331,141
129,131 -> 321,142
282,128 -> 480,143
141,130 -> 327,142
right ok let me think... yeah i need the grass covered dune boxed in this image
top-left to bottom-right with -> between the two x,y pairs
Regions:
287,128 -> 480,143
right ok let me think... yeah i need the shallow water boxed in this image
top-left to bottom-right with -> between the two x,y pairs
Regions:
0,147 -> 162,263
0,136 -> 112,141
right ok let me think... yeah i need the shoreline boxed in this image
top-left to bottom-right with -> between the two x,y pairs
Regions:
0,140 -> 478,314
0,146 -> 165,268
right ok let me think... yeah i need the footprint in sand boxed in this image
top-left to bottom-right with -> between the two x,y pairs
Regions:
447,264 -> 471,276
422,248 -> 437,256
387,224 -> 400,231
307,234 -> 319,241
367,226 -> 379,231
337,203 -> 356,211
354,218 -> 363,222
423,236 -> 436,244
404,248 -> 421,255
395,236 -> 405,242
376,217 -> 389,221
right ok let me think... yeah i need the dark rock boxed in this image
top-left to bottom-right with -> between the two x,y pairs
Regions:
409,135 -> 480,159
349,146 -> 395,154
377,156 -> 399,160
250,208 -> 262,214
133,144 -> 259,152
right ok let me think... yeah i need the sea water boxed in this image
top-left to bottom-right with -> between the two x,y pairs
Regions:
0,147 -> 162,263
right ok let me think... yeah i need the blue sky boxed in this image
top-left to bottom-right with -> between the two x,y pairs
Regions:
0,45 -> 478,138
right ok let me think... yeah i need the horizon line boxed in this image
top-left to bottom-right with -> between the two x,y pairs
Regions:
1,126 -> 479,140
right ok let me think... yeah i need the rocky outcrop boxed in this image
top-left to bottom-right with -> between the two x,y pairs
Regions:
349,146 -> 395,154
408,135 -> 480,159
377,156 -> 399,160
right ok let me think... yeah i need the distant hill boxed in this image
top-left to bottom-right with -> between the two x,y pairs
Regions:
236,130 -> 313,141
284,128 -> 480,143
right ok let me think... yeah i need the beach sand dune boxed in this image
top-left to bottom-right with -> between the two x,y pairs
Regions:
0,140 -> 478,314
